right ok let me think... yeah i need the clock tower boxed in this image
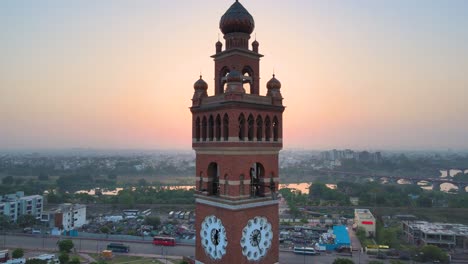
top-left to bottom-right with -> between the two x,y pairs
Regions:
191,1 -> 284,264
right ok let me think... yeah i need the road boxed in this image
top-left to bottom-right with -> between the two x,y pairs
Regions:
0,234 -> 377,264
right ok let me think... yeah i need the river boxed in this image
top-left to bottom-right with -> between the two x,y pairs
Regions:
76,169 -> 467,195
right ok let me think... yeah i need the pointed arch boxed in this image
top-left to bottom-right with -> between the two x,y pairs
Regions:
195,117 -> 201,142
215,114 -> 221,141
250,162 -> 265,197
273,116 -> 279,142
219,66 -> 230,94
265,116 -> 271,142
242,66 -> 254,94
223,113 -> 229,141
208,115 -> 214,141
247,114 -> 254,141
256,115 -> 263,141
207,162 -> 219,196
238,113 -> 246,141
202,116 -> 207,142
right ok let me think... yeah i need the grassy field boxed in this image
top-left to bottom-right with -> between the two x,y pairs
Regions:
89,254 -> 166,264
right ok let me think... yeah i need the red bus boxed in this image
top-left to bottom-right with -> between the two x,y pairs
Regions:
153,236 -> 176,246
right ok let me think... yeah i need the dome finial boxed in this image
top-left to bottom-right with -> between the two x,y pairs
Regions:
220,0 -> 255,35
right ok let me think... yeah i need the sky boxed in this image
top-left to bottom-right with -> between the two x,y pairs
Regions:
1,0 -> 467,151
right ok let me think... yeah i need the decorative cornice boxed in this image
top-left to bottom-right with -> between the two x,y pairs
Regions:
196,197 -> 278,210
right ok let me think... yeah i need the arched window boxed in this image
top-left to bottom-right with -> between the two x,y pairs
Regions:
202,116 -> 207,141
265,116 -> 271,142
215,115 -> 221,141
219,67 -> 230,94
223,114 -> 229,141
250,163 -> 265,197
207,163 -> 219,196
238,114 -> 246,141
247,114 -> 254,141
242,66 -> 254,94
208,115 -> 214,141
256,115 -> 263,141
195,117 -> 200,142
273,116 -> 279,142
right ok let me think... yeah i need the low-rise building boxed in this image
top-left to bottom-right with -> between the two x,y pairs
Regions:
0,191 -> 43,222
41,203 -> 86,231
354,209 -> 376,237
402,221 -> 468,249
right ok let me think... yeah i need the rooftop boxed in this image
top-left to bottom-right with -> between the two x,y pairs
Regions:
406,221 -> 468,236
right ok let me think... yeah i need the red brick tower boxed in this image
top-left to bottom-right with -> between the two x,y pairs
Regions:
191,1 -> 284,264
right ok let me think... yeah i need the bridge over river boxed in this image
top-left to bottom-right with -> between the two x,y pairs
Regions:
315,169 -> 468,193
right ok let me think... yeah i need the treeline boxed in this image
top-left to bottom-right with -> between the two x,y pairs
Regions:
46,186 -> 195,206
309,181 -> 468,208
277,182 -> 468,210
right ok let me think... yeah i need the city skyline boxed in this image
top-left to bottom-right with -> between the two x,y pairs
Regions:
1,0 -> 467,151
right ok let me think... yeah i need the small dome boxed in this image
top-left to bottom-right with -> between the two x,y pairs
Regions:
252,40 -> 259,46
216,40 -> 222,47
220,1 -> 255,35
267,74 -> 281,90
226,70 -> 243,83
194,76 -> 208,90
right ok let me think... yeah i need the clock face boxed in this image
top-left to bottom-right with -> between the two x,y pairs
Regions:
200,215 -> 228,260
240,216 -> 273,261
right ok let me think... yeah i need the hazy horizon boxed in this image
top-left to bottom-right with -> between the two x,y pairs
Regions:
1,0 -> 467,150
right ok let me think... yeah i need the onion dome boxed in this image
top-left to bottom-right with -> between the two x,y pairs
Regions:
216,40 -> 223,53
266,74 -> 281,90
220,1 -> 255,35
226,70 -> 243,83
252,39 -> 259,53
192,75 -> 208,105
194,75 -> 208,90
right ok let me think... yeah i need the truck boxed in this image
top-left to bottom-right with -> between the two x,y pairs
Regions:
0,250 -> 10,263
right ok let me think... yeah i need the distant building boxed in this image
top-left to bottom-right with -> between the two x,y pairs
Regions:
320,149 -> 382,165
41,203 -> 86,231
0,191 -> 43,222
403,221 -> 468,249
354,209 -> 376,237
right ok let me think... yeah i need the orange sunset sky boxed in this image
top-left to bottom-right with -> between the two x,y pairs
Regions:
1,0 -> 467,150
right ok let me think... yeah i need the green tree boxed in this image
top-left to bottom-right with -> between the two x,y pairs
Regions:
17,214 -> 37,228
390,260 -> 405,264
57,239 -> 74,253
2,176 -> 14,185
332,258 -> 354,264
417,245 -> 449,263
355,227 -> 366,244
100,226 -> 110,234
25,259 -> 47,264
58,252 -> 69,264
12,248 -> 24,258
137,178 -> 148,186
69,257 -> 80,264
0,215 -> 11,229
368,261 -> 384,264
144,216 -> 161,228
116,190 -> 135,208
